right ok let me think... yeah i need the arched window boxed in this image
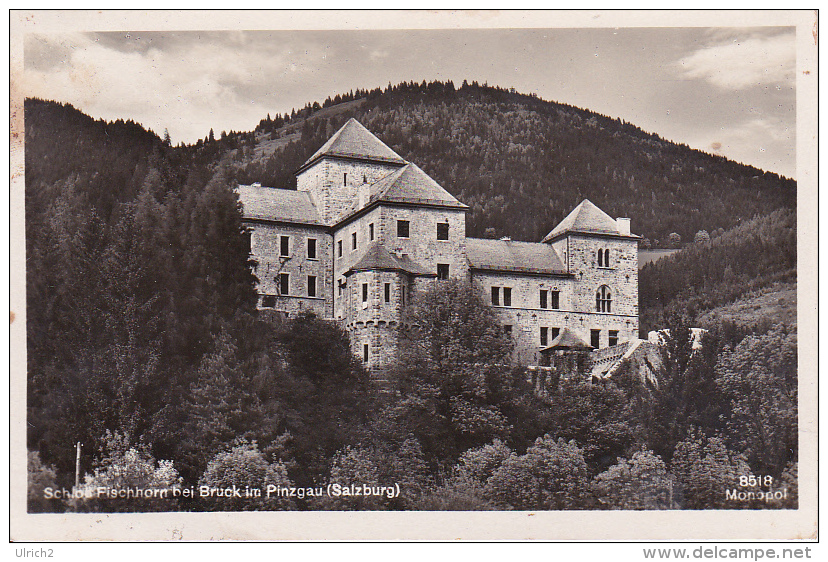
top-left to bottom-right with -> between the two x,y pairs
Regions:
596,285 -> 612,313
597,249 -> 604,267
604,249 -> 611,267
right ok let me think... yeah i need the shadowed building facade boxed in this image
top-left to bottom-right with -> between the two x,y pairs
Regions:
238,118 -> 640,370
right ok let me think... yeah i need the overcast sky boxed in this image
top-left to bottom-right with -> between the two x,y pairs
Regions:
22,24 -> 797,178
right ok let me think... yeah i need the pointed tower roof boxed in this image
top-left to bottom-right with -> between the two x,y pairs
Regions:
369,163 -> 467,208
540,327 -> 593,352
542,199 -> 635,242
346,242 -> 433,276
299,118 -> 406,171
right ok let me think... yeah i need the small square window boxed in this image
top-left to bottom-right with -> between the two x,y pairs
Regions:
609,330 -> 619,347
279,273 -> 289,296
308,275 -> 317,298
307,238 -> 317,260
280,236 -> 290,257
503,287 -> 512,307
491,287 -> 500,306
437,263 -> 449,280
551,327 -> 560,340
437,222 -> 449,240
397,220 -> 410,238
261,295 -> 276,308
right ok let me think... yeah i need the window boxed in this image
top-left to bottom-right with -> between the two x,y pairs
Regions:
540,327 -> 549,347
609,330 -> 619,347
363,343 -> 369,363
598,248 -> 611,267
597,249 -> 603,267
591,329 -> 601,349
491,286 -> 500,306
362,283 -> 368,303
337,240 -> 343,258
344,173 -> 347,185
279,273 -> 289,295
261,295 -> 276,308
351,232 -> 357,251
540,289 -> 548,309
384,282 -> 391,303
280,235 -> 290,257
503,287 -> 512,307
401,285 -> 406,307
551,290 -> 560,310
437,263 -> 450,280
397,220 -> 410,238
307,275 -> 317,298
596,285 -> 612,313
338,279 -> 343,297
307,238 -> 317,260
551,327 -> 560,340
363,174 -> 367,183
504,325 -> 513,338
437,222 -> 449,240
369,223 -> 375,241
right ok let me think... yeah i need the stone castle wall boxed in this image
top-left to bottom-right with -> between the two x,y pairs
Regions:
247,221 -> 333,318
296,158 -> 402,225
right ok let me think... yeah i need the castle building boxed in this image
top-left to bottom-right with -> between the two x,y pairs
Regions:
238,118 -> 640,370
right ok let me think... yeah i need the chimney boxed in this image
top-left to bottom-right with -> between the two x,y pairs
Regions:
616,218 -> 631,236
358,183 -> 370,209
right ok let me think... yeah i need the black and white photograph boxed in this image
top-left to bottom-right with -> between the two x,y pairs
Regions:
9,9 -> 818,544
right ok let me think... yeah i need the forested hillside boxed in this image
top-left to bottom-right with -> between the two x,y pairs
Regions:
639,209 -> 796,333
234,81 -> 795,243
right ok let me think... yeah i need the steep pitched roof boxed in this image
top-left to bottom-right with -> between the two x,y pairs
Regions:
540,328 -> 593,351
301,118 -> 406,168
369,163 -> 466,208
542,199 -> 628,242
237,185 -> 323,226
347,242 -> 433,276
466,238 -> 568,275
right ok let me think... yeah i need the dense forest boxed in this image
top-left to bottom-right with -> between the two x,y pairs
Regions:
24,83 -> 797,513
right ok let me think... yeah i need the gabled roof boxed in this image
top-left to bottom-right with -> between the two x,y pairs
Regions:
368,163 -> 467,208
236,185 -> 323,226
301,118 -> 406,168
540,328 -> 593,351
542,199 -> 632,242
347,242 -> 433,276
466,238 -> 568,275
